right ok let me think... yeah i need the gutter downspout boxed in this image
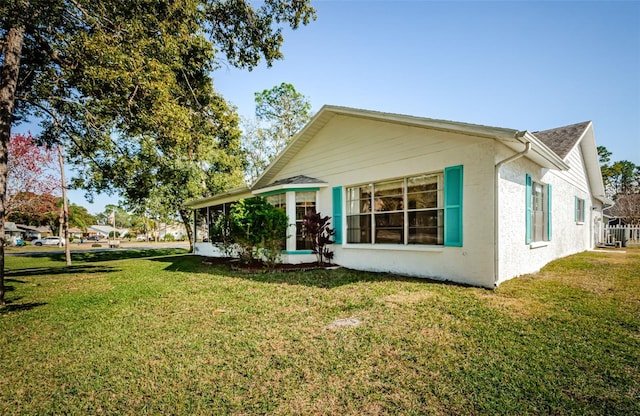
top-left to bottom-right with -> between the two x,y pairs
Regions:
494,135 -> 530,287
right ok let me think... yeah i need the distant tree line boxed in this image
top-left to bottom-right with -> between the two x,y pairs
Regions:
598,146 -> 640,224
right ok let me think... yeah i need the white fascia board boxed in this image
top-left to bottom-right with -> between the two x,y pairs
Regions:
579,123 -> 611,204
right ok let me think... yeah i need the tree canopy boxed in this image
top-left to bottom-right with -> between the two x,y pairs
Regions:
242,82 -> 312,183
6,132 -> 59,219
0,0 -> 316,304
597,146 -> 640,223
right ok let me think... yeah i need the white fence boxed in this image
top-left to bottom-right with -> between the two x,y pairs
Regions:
603,225 -> 640,246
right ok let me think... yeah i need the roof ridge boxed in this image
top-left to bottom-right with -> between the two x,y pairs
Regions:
533,120 -> 591,134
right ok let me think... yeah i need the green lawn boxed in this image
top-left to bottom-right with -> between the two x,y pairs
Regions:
1,248 -> 638,415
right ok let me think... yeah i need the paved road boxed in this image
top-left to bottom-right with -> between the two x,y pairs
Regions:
6,241 -> 190,256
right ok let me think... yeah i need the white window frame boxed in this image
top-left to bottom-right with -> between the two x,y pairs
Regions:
346,172 -> 444,246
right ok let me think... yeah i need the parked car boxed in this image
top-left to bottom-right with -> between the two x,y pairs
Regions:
85,235 -> 102,241
32,236 -> 65,246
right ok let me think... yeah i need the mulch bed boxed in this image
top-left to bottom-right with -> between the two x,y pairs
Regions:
201,257 -> 339,273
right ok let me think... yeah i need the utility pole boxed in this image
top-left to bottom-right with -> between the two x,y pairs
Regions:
57,144 -> 71,265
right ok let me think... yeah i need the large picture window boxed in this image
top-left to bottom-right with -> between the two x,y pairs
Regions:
346,173 -> 444,245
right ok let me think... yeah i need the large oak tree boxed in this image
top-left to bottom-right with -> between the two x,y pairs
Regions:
0,0 -> 316,304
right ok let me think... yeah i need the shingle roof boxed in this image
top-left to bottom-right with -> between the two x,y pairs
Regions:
256,175 -> 326,190
532,121 -> 591,159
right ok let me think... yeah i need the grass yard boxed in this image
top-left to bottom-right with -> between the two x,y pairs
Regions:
1,247 -> 638,415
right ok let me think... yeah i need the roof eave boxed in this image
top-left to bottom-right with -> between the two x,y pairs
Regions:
184,186 -> 252,209
516,132 -> 570,170
578,123 -> 611,205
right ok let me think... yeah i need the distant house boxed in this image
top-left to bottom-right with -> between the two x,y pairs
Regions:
87,225 -> 127,239
186,105 -> 612,288
15,224 -> 43,240
157,222 -> 187,241
68,227 -> 83,239
4,222 -> 22,245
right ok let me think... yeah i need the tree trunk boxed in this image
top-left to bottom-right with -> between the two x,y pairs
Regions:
0,25 -> 25,305
58,144 -> 71,265
179,208 -> 194,253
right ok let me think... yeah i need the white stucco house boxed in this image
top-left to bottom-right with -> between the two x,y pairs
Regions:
186,105 -> 611,288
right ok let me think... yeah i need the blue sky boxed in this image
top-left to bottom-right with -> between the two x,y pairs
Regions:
19,0 -> 640,215
215,0 -> 639,157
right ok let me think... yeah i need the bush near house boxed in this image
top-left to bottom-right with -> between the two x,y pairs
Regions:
229,197 -> 288,267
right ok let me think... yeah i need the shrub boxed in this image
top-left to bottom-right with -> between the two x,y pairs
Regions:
91,243 -> 102,248
163,234 -> 175,242
229,197 -> 289,267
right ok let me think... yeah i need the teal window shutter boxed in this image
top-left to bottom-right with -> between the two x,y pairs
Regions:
525,174 -> 532,244
574,196 -> 579,222
332,186 -> 343,244
546,184 -> 552,241
444,165 -> 463,247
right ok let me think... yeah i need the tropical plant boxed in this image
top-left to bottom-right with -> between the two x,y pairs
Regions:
302,212 -> 335,265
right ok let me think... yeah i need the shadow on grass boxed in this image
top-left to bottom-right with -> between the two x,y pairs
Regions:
0,301 -> 47,315
5,265 -> 119,278
156,255 -> 436,289
15,248 -> 189,264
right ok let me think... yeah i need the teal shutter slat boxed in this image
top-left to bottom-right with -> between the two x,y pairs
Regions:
332,186 -> 343,244
444,165 -> 463,247
525,174 -> 532,244
547,184 -> 552,241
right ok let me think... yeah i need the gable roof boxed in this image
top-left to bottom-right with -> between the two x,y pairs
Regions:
186,105 -> 611,209
252,105 -> 570,190
534,120 -> 611,205
256,175 -> 325,188
532,121 -> 591,159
